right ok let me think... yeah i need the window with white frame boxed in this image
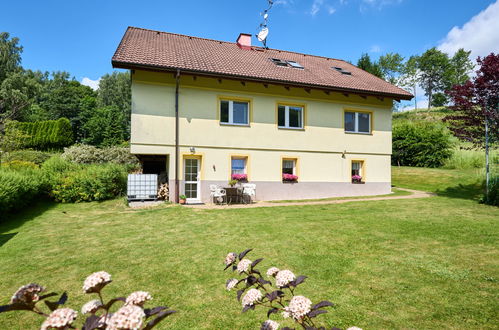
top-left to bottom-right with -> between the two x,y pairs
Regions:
282,158 -> 298,182
278,105 -> 304,129
351,160 -> 364,183
231,157 -> 247,175
220,99 -> 249,125
344,111 -> 371,134
231,157 -> 248,181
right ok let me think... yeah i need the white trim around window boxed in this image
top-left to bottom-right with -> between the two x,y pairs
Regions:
220,99 -> 250,126
278,104 -> 304,129
344,111 -> 372,134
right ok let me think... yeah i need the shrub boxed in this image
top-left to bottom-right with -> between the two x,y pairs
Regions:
1,160 -> 38,170
4,118 -> 73,150
392,121 -> 454,168
0,271 -> 176,329
62,144 -> 139,168
2,150 -> 53,165
223,249 -> 356,330
0,168 -> 45,214
50,163 -> 127,203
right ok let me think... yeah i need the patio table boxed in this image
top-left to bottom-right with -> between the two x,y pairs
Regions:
224,187 -> 243,204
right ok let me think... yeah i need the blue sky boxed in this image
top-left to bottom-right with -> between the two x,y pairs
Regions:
1,0 -> 498,108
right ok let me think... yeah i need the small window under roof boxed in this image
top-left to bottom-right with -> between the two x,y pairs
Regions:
287,60 -> 304,69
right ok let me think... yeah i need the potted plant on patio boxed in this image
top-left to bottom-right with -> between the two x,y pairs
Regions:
228,179 -> 238,187
179,194 -> 187,204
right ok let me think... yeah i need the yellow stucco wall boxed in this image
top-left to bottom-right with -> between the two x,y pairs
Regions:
130,70 -> 393,183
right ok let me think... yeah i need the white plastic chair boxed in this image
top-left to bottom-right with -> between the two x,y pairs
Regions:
242,184 -> 256,204
210,185 -> 226,204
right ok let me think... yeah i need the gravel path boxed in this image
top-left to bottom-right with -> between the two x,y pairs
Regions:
183,188 -> 434,209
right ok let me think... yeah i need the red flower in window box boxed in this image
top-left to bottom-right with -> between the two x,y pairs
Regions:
352,175 -> 362,183
282,174 -> 298,182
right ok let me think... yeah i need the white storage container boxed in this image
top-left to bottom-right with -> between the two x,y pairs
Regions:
127,174 -> 158,201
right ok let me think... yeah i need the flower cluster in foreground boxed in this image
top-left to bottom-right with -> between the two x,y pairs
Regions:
0,271 -> 176,329
224,249 -> 361,330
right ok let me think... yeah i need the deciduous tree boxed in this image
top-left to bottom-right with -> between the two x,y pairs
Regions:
417,48 -> 450,109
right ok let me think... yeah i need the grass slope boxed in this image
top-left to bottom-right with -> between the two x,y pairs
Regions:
0,168 -> 497,329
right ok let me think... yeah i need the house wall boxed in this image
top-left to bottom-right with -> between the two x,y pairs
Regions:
130,70 -> 393,202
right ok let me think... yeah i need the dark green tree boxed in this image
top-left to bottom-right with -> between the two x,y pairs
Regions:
356,53 -> 384,79
83,106 -> 125,146
97,72 -> 131,139
0,32 -> 23,84
378,52 -> 405,85
400,55 -> 420,110
417,48 -> 450,109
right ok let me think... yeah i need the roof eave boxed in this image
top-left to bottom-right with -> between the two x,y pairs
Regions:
112,60 -> 414,101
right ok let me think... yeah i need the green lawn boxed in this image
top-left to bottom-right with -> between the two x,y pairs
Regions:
0,167 -> 498,329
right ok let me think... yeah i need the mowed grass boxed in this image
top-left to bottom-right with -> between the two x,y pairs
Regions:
0,168 -> 498,329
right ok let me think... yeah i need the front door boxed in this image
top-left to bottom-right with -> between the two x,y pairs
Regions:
184,158 -> 200,203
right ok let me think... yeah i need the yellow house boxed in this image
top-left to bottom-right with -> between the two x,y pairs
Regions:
112,27 -> 413,203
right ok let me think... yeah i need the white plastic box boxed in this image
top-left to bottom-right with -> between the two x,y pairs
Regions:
127,174 -> 158,201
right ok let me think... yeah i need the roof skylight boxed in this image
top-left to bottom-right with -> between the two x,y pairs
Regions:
269,58 -> 304,69
287,60 -> 304,69
332,66 -> 351,75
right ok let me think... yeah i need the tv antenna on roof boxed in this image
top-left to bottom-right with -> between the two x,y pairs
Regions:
257,0 -> 273,48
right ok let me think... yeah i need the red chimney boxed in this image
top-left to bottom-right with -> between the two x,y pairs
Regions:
236,33 -> 252,50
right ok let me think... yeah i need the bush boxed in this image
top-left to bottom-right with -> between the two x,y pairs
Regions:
61,144 -> 139,168
481,177 -> 498,206
50,163 -> 127,203
4,118 -> 73,150
2,150 -> 53,165
392,121 -> 454,168
0,168 -> 45,214
1,160 -> 38,170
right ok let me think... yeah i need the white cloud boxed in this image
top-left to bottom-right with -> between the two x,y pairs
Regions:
273,0 -> 292,6
360,0 -> 403,11
310,0 -> 324,16
370,44 -> 381,53
81,77 -> 100,91
327,5 -> 336,14
438,0 -> 499,59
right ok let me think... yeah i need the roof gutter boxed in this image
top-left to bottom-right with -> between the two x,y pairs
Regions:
112,61 -> 413,101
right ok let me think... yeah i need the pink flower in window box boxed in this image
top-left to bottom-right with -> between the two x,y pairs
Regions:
231,174 -> 248,182
352,175 -> 362,183
282,174 -> 298,182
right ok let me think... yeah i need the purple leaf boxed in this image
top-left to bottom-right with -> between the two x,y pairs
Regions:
251,258 -> 263,268
307,309 -> 328,318
267,307 -> 278,317
238,249 -> 252,260
237,289 -> 244,302
143,310 -> 176,329
242,304 -> 255,313
82,315 -> 101,330
312,301 -> 334,310
144,306 -> 167,318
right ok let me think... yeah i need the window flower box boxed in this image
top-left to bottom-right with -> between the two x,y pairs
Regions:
231,173 -> 248,182
351,175 -> 364,184
282,173 -> 298,183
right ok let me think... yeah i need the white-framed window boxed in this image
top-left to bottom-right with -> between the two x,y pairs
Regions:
282,158 -> 298,182
351,160 -> 364,183
278,105 -> 304,129
231,157 -> 247,175
345,111 -> 371,134
220,100 -> 249,125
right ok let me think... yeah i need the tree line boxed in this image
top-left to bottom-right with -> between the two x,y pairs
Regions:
0,32 -> 131,147
356,48 -> 474,109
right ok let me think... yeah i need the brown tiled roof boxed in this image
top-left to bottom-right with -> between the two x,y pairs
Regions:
112,27 -> 413,100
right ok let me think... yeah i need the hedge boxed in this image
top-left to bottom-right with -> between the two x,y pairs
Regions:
392,121 -> 454,168
4,118 -> 73,150
2,150 -> 53,165
0,168 -> 47,214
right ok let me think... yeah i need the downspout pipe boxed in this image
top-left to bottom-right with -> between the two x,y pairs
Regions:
175,69 -> 180,203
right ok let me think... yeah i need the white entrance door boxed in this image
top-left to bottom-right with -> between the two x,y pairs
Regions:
184,158 -> 201,203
